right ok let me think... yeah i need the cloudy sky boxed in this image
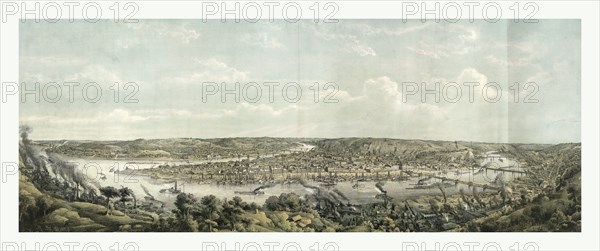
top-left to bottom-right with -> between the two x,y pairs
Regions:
20,20 -> 580,143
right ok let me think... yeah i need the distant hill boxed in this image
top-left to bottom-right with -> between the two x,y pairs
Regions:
37,137 -> 569,161
311,138 -> 555,157
38,138 -> 304,160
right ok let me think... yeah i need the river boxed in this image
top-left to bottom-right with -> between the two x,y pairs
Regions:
68,148 -> 525,209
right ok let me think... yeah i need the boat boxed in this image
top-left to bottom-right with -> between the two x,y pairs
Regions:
416,176 -> 432,185
394,176 -> 411,181
407,182 -> 454,190
352,180 -> 365,189
320,182 -> 336,187
159,181 -> 182,194
234,190 -> 265,195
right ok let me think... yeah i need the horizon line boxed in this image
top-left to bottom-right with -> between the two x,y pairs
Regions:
27,136 -> 580,145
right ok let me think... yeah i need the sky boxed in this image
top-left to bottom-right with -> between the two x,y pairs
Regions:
19,20 -> 581,143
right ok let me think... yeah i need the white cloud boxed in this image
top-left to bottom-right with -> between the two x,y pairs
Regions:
165,24 -> 200,43
126,22 -> 200,44
485,41 -> 543,67
407,42 -> 450,59
66,65 -> 124,84
458,68 -> 488,84
363,76 -> 400,99
22,56 -> 85,67
115,38 -> 141,49
407,24 -> 479,59
20,58 -> 128,88
349,41 -> 377,56
21,108 -> 195,126
356,23 -> 431,36
21,57 -> 87,83
316,31 -> 376,56
237,103 -> 288,116
456,67 -> 515,105
169,58 -> 249,84
241,33 -> 284,49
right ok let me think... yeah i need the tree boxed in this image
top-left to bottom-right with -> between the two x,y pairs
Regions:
83,189 -> 99,204
199,195 -> 222,232
231,196 -> 247,209
35,197 -> 52,217
221,198 -> 244,231
118,186 -> 136,209
279,193 -> 302,211
175,193 -> 197,219
264,196 -> 280,211
19,195 -> 35,228
99,186 -> 120,215
174,193 -> 199,231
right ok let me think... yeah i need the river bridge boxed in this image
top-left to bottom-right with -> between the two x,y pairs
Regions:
481,165 -> 528,174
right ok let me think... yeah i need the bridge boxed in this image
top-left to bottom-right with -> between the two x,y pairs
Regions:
481,166 -> 528,174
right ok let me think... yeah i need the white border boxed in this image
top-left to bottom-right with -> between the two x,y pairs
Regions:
1,1 -> 598,250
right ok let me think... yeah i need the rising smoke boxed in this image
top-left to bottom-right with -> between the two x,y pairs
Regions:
20,125 -> 99,198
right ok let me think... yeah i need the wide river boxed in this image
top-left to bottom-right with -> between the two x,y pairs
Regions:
69,149 -> 525,209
